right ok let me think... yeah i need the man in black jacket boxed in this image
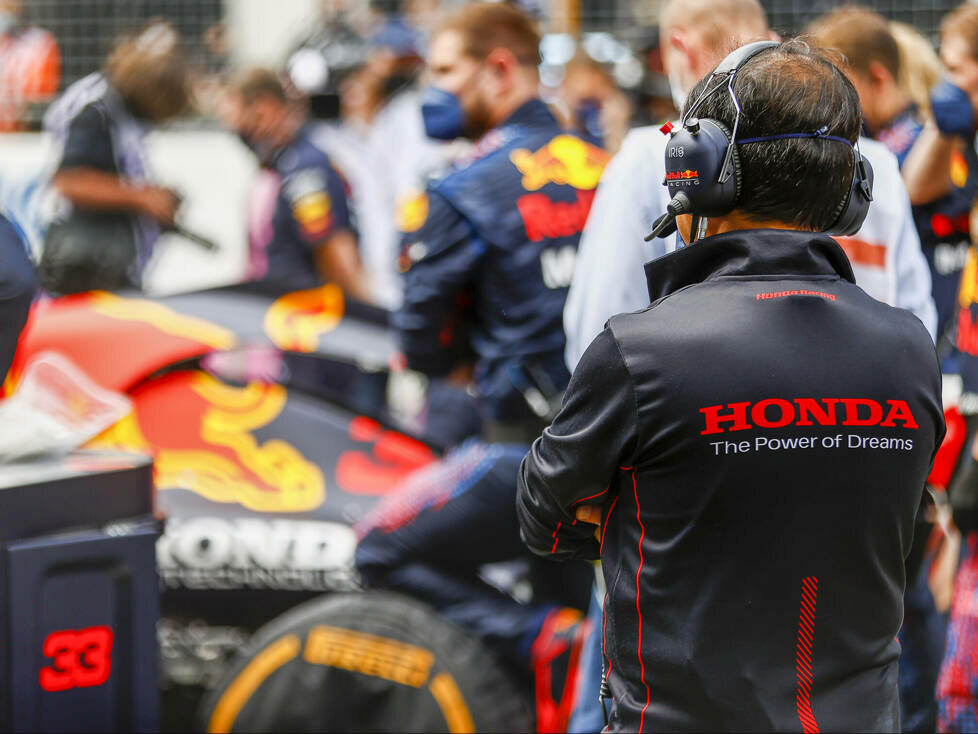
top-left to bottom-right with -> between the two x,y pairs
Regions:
517,41 -> 945,732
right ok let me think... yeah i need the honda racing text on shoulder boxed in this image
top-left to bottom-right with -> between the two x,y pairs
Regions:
701,398 -> 918,455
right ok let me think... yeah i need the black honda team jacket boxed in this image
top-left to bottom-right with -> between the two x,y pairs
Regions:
517,229 -> 944,732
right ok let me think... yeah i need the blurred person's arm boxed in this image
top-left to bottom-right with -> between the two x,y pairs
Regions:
314,229 -> 373,303
903,81 -> 974,205
393,189 -> 482,376
564,127 -> 673,371
52,103 -> 179,225
52,169 -> 179,226
286,164 -> 373,302
902,123 -> 956,205
517,327 -> 636,560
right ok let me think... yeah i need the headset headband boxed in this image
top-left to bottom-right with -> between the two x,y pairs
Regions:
712,40 -> 780,75
736,126 -> 853,146
682,41 -> 777,121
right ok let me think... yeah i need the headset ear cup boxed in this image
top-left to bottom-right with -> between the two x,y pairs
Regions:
826,150 -> 855,233
825,149 -> 874,236
663,118 -> 741,217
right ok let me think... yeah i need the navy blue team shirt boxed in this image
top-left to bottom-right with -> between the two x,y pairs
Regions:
248,124 -> 355,291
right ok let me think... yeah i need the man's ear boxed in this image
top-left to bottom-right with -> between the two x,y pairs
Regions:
486,48 -> 517,76
664,29 -> 691,75
867,59 -> 893,88
485,47 -> 522,94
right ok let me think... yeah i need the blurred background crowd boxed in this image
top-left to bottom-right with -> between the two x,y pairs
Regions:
0,0 -> 965,132
0,0 -> 965,297
0,0 -> 965,131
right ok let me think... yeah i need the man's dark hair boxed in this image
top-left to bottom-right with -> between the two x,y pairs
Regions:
106,21 -> 190,123
231,68 -> 291,105
686,40 -> 862,232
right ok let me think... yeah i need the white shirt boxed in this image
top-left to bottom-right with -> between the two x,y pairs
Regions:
311,90 -> 458,310
564,126 -> 938,370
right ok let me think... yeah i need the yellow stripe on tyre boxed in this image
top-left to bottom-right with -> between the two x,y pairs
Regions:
208,634 -> 301,733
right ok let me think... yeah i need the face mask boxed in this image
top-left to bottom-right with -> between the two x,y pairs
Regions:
668,68 -> 689,115
420,86 -> 465,140
576,99 -> 603,142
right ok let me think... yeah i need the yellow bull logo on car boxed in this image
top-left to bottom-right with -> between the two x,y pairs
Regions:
509,135 -> 608,192
264,284 -> 345,353
91,373 -> 326,514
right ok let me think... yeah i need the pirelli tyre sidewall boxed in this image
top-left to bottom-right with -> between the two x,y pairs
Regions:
200,591 -> 533,733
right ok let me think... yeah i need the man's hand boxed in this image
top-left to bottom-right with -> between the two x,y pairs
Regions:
575,504 -> 602,541
134,186 -> 181,227
53,169 -> 182,225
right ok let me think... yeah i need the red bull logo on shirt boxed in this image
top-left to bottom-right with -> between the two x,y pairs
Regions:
509,135 -> 608,192
516,189 -> 596,242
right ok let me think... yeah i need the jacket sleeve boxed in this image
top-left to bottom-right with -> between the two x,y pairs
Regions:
563,128 -> 674,371
393,189 -> 482,376
517,326 -> 639,561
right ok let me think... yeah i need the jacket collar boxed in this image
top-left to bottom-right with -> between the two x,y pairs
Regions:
459,99 -> 558,167
498,97 -> 557,134
644,228 -> 856,302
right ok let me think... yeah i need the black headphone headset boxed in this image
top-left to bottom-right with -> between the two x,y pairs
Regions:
648,41 -> 874,242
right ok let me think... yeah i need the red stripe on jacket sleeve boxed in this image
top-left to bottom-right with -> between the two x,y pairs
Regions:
796,576 -> 820,734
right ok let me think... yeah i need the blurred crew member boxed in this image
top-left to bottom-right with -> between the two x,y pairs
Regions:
809,7 -> 968,354
356,5 -> 605,729
931,8 -> 978,728
564,0 -> 935,373
395,3 -> 607,435
0,0 -> 60,131
363,20 -> 459,309
556,51 -> 632,155
518,40 -> 944,732
290,19 -> 451,309
42,22 -> 189,290
0,213 -> 36,382
224,69 -> 371,301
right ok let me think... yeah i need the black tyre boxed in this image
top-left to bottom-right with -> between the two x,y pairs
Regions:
199,591 -> 533,733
